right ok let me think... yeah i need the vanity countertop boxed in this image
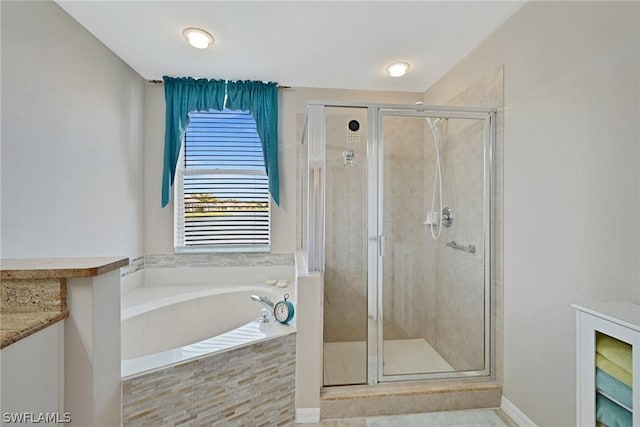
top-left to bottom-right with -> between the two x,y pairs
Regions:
0,256 -> 128,348
1,310 -> 69,349
0,256 -> 129,280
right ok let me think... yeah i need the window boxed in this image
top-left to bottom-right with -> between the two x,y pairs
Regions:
175,109 -> 270,251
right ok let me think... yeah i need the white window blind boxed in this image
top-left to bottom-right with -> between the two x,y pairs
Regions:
175,110 -> 270,251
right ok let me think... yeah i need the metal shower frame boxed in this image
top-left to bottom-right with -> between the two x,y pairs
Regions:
303,101 -> 496,384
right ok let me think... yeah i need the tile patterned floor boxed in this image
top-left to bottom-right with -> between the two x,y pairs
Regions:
324,339 -> 454,386
296,408 -> 518,427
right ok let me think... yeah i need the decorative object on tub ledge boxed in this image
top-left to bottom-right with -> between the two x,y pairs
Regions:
161,76 -> 279,207
274,293 -> 294,325
276,279 -> 289,288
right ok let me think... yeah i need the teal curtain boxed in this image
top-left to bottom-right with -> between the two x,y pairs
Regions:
161,76 -> 280,207
162,76 -> 225,207
226,80 -> 280,206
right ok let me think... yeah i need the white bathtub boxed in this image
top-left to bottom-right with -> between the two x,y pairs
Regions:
121,284 -> 295,379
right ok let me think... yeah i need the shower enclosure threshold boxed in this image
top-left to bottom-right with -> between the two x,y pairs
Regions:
320,378 -> 501,419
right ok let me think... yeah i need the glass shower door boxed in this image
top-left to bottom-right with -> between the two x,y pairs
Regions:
377,109 -> 493,381
322,106 -> 369,386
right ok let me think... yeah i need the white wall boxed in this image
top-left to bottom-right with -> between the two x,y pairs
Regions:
143,85 -> 170,253
424,2 -> 640,425
143,85 -> 421,254
1,1 -> 145,259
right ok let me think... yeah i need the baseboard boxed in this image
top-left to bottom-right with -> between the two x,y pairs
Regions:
296,408 -> 321,423
501,396 -> 537,427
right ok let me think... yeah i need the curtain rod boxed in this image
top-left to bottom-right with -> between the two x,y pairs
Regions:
148,79 -> 291,89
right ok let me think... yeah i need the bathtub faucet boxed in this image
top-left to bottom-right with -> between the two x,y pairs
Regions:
250,295 -> 274,322
251,295 -> 274,309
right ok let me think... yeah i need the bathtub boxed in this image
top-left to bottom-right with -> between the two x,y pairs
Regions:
121,283 -> 295,379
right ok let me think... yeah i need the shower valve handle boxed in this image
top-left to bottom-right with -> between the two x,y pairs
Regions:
442,207 -> 453,228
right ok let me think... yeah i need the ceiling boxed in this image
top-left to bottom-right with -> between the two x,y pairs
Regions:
56,1 -> 526,93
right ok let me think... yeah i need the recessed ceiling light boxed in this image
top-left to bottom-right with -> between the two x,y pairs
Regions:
386,61 -> 411,77
183,27 -> 214,49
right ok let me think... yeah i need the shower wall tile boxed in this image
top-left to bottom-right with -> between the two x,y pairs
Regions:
433,113 -> 485,369
381,116 -> 428,341
421,130 -> 439,346
430,66 -> 504,374
319,66 -> 503,382
324,111 -> 369,343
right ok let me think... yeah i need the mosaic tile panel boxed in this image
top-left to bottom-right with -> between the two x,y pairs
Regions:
144,253 -> 294,268
120,256 -> 144,278
122,332 -> 296,426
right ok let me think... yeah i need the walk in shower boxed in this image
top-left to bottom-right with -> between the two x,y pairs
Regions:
299,102 -> 495,386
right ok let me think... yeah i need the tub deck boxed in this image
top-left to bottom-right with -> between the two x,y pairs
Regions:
121,283 -> 296,379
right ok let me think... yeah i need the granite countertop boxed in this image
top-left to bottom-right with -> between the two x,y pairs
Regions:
1,310 -> 69,349
0,256 -> 129,280
0,256 -> 129,349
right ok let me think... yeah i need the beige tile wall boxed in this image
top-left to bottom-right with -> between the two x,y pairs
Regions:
322,109 -> 430,344
429,116 -> 486,370
430,67 -> 504,371
382,115 -> 432,341
323,109 -> 369,343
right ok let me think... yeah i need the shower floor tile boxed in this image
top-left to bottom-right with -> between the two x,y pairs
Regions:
323,339 -> 454,386
384,339 -> 454,375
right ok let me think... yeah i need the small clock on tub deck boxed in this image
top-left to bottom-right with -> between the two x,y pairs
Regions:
274,294 -> 294,325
